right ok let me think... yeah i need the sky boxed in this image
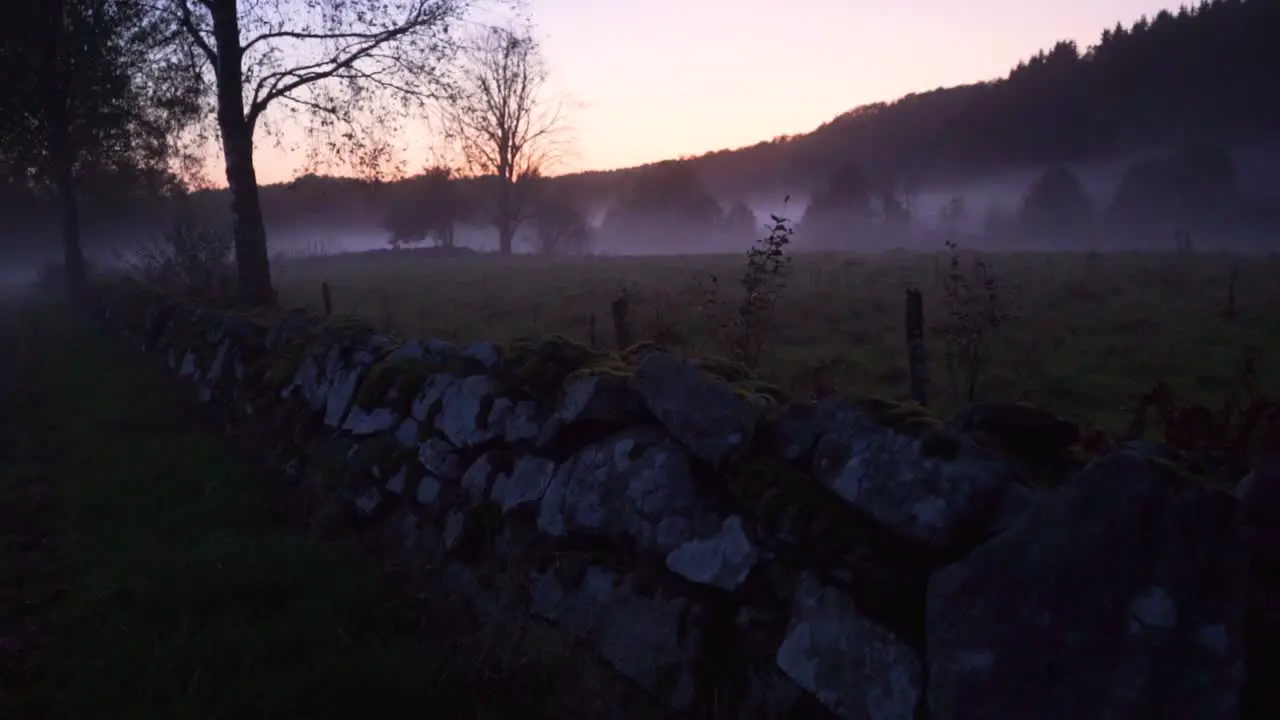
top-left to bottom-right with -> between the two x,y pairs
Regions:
248,0 -> 1192,185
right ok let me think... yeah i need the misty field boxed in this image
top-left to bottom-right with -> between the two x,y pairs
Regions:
272,249 -> 1280,433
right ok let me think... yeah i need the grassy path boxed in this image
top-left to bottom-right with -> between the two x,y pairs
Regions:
0,304 -> 644,719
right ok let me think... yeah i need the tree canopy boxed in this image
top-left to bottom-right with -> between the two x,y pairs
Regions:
0,0 -> 194,298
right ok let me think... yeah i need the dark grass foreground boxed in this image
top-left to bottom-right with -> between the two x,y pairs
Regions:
0,303 -> 662,720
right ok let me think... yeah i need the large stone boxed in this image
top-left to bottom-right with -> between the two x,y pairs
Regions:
486,396 -> 542,443
768,396 -> 871,461
322,364 -> 364,427
529,564 -> 700,711
927,452 -> 1245,720
410,373 -> 456,422
433,375 -> 501,446
417,436 -> 462,479
775,574 -> 922,719
664,515 -> 759,591
554,373 -> 647,426
490,455 -> 558,513
1236,453 -> 1280,714
813,422 -> 1009,550
630,352 -> 760,469
342,405 -> 398,435
538,426 -> 717,555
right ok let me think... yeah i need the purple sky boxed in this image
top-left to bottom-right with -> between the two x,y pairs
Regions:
251,0 -> 1190,184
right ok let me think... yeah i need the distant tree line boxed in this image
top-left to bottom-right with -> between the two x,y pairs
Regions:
4,0 -> 1280,298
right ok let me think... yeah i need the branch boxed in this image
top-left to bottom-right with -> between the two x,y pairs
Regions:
242,1 -> 456,128
242,28 -> 398,55
245,26 -> 411,127
172,0 -> 216,67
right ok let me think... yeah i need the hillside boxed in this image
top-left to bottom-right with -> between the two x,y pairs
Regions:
563,0 -> 1280,201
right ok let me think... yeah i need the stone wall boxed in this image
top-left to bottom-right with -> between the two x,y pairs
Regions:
94,285 -> 1254,719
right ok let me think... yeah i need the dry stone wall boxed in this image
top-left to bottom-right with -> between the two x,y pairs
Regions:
95,285 -> 1255,719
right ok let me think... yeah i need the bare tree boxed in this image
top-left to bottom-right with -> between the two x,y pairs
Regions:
145,0 -> 477,305
439,23 -> 564,255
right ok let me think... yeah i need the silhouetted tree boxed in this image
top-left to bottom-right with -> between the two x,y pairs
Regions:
718,200 -> 758,244
1018,165 -> 1094,241
147,0 -> 472,305
1165,142 -> 1239,226
601,161 -> 723,248
807,163 -> 873,218
526,179 -> 592,256
878,188 -> 911,227
0,0 -> 192,301
937,196 -> 968,234
1109,142 -> 1240,233
799,162 -> 875,247
1110,157 -> 1172,227
439,24 -> 565,255
384,165 -> 463,249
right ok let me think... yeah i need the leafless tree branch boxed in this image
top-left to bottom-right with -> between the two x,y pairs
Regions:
435,21 -> 569,252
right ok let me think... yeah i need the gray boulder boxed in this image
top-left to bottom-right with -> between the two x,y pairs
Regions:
927,452 -> 1245,720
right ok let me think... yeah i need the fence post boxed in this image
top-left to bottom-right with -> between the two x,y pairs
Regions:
610,295 -> 632,350
905,288 -> 929,406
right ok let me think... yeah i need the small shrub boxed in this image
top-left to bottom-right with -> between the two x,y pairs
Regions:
937,240 -> 1011,403
640,290 -> 686,347
1124,346 -> 1280,475
120,213 -> 235,301
696,201 -> 795,368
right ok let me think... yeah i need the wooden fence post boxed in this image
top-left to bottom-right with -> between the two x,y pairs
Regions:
905,287 -> 929,406
611,295 -> 632,350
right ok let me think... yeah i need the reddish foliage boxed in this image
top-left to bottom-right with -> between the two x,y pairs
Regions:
1123,346 -> 1280,469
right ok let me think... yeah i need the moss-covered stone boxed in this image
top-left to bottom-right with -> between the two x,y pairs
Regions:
354,355 -> 451,412
731,380 -> 789,408
249,346 -> 308,394
618,341 -> 666,366
500,334 -> 609,400
857,397 -> 935,429
564,359 -> 634,384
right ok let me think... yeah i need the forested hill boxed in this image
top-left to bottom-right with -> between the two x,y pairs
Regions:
568,0 -> 1280,200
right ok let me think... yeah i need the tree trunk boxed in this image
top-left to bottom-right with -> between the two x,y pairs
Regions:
496,176 -> 517,254
43,0 -> 86,304
498,220 -> 516,255
53,153 -> 87,304
210,0 -> 275,307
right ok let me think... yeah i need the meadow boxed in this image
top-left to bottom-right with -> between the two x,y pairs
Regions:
272,248 -> 1280,434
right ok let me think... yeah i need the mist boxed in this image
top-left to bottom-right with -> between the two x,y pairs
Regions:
4,136 -> 1279,295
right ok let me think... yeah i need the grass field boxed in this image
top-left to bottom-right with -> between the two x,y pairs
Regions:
0,303 -> 660,719
273,248 -> 1280,433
